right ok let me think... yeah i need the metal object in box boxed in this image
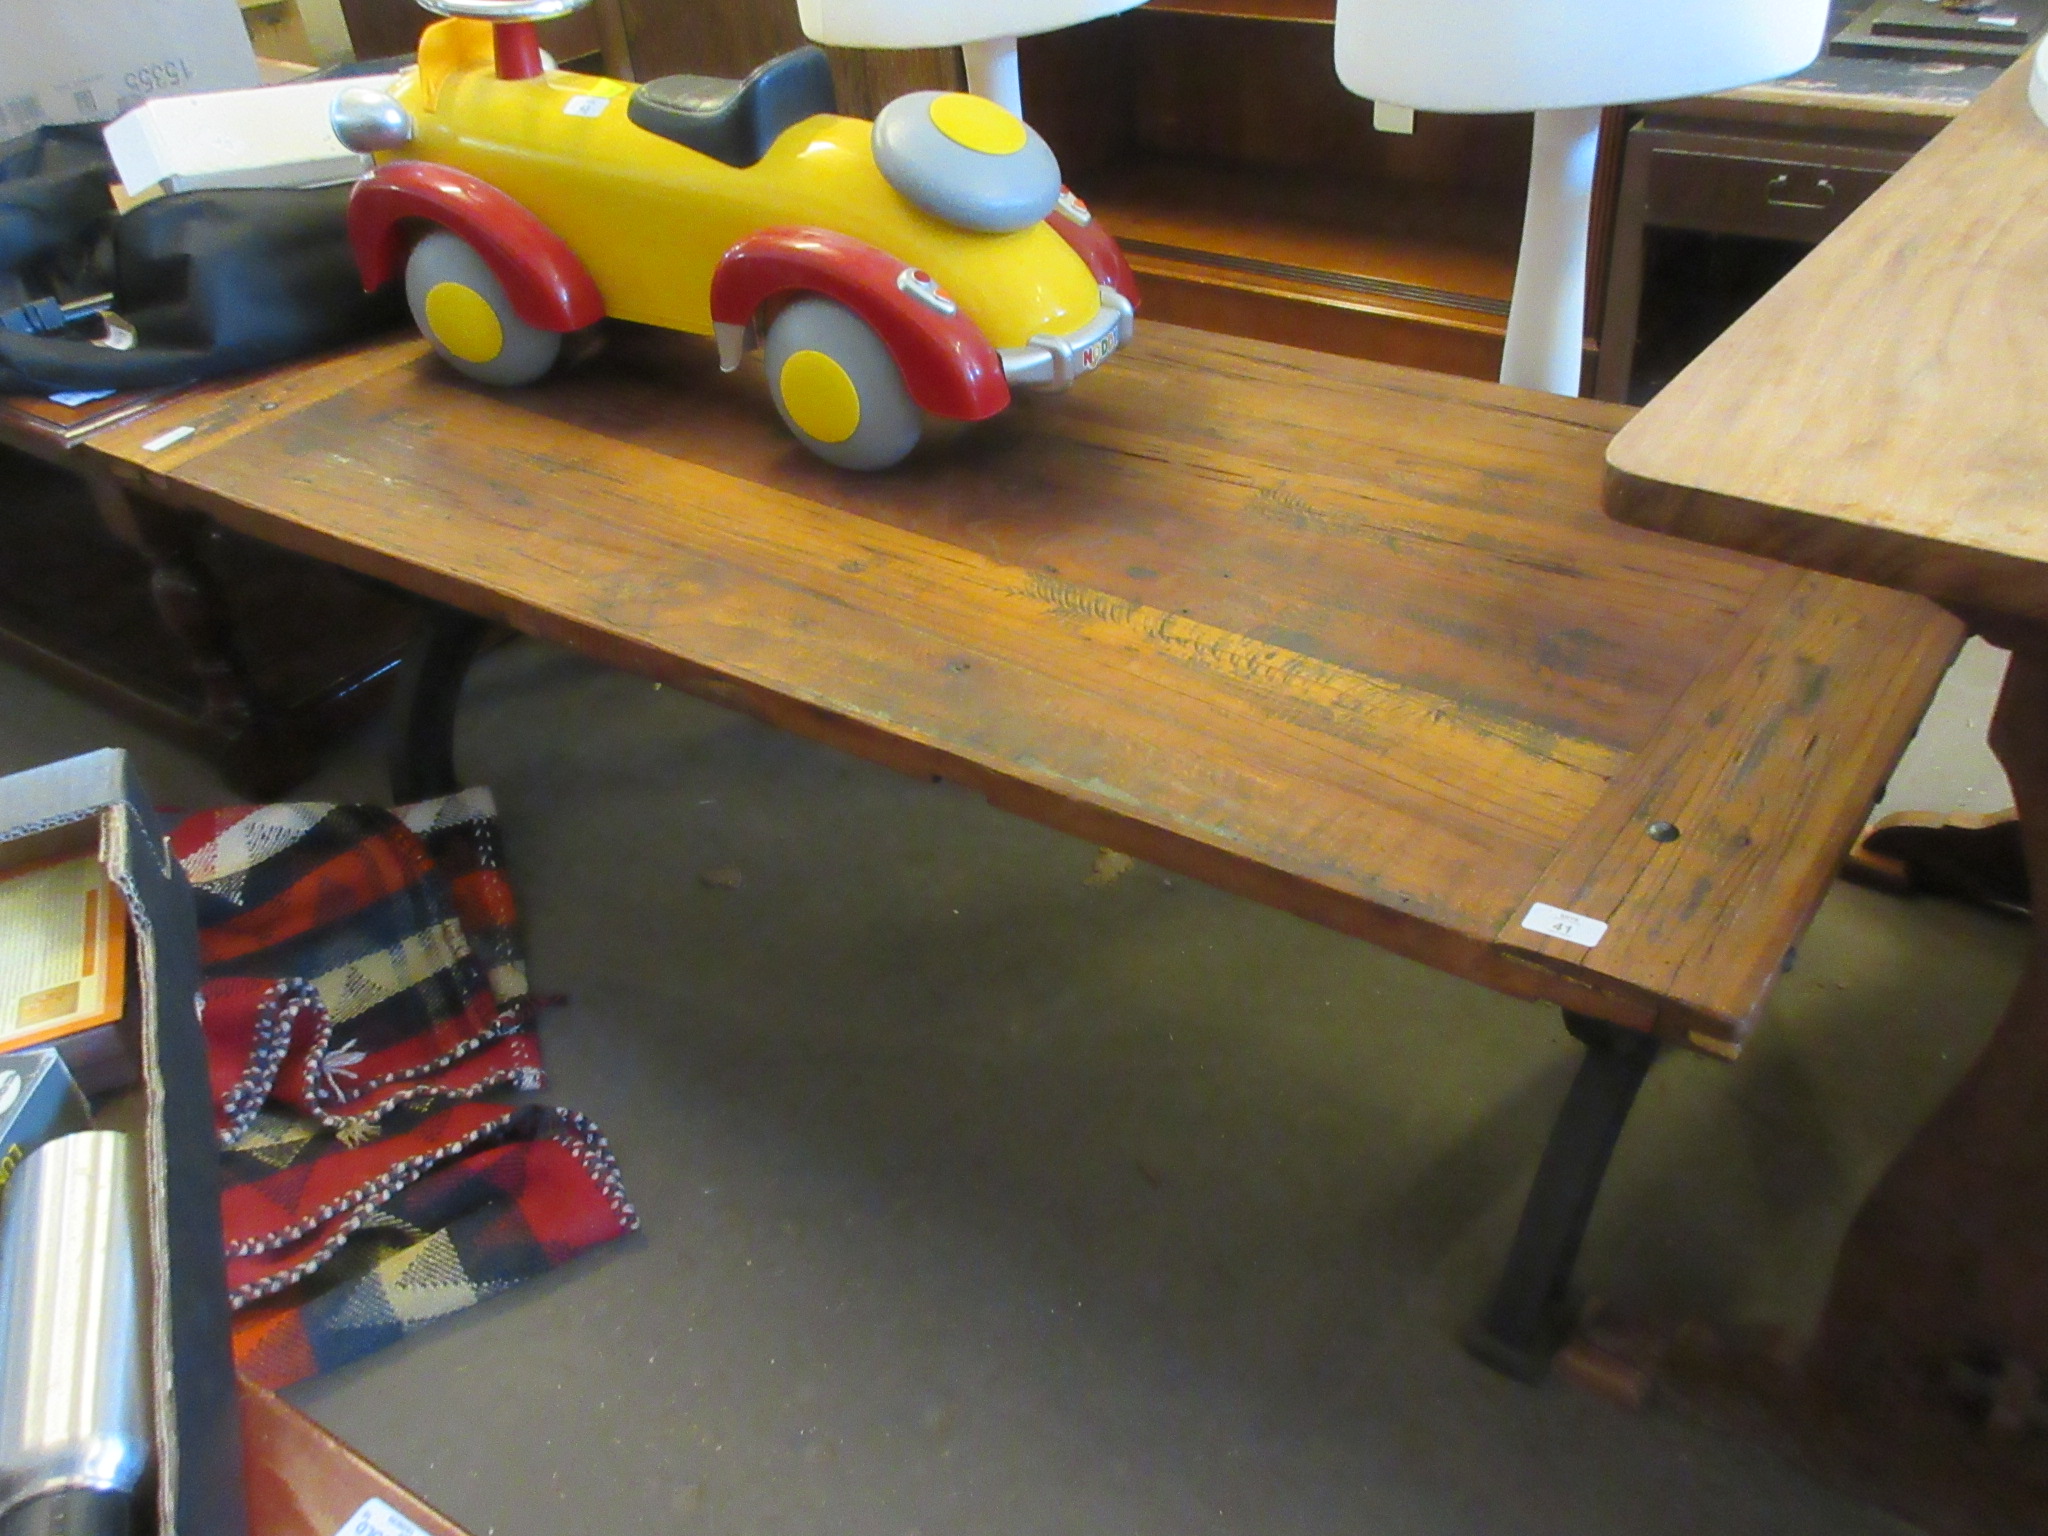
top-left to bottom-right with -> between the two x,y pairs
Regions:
0,1130 -> 148,1536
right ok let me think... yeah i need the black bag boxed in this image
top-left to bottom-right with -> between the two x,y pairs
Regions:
0,123 -> 403,395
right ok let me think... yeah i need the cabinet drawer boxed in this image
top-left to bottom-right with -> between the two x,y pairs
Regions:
1645,149 -> 1896,244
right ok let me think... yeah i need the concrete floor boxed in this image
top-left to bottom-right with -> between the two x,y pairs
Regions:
0,635 -> 2026,1536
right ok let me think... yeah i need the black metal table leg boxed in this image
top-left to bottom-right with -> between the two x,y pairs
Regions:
390,603 -> 490,802
1466,1009 -> 1661,1382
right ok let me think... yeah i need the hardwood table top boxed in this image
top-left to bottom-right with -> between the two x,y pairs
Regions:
0,388 -> 178,463
1606,53 -> 2048,627
242,1379 -> 469,1536
79,323 -> 1960,1050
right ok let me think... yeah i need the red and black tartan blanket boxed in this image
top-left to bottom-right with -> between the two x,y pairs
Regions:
170,789 -> 637,1389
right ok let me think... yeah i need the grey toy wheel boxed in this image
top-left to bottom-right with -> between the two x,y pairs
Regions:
405,229 -> 562,387
763,296 -> 923,471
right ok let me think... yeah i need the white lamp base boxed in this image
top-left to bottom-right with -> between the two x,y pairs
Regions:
1499,105 -> 1602,396
962,36 -> 1024,116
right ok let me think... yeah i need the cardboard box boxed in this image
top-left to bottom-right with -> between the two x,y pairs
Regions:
0,0 -> 260,133
103,76 -> 391,196
0,751 -> 246,1536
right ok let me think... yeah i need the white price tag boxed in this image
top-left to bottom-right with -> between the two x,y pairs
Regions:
563,94 -> 610,117
332,1497 -> 430,1536
140,424 -> 196,452
1520,902 -> 1609,948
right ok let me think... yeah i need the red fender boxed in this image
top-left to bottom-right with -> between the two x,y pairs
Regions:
710,228 -> 1010,423
1048,189 -> 1139,309
347,161 -> 605,333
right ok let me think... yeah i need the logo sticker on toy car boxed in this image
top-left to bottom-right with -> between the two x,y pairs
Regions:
1078,330 -> 1118,372
563,95 -> 610,118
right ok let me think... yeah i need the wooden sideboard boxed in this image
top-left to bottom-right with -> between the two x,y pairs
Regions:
1595,46 -> 1998,403
1021,2 -> 1538,380
0,396 -> 416,797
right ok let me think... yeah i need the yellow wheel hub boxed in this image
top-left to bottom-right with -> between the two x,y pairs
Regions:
423,281 -> 504,364
778,349 -> 862,444
929,92 -> 1027,157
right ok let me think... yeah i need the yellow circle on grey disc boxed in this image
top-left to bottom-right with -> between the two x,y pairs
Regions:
779,349 -> 862,443
929,92 -> 1027,157
423,281 -> 504,364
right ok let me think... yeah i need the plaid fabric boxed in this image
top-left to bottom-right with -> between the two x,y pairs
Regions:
225,1103 -> 635,1386
171,791 -> 637,1388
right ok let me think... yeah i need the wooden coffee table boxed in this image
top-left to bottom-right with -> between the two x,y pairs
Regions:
1607,49 -> 2048,1530
78,319 -> 1958,1379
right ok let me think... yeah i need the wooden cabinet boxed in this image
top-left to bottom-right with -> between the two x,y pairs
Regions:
0,404 -> 416,799
1637,132 -> 1899,244
1589,40 -> 1996,405
1019,3 -> 1539,379
1595,109 -> 1944,404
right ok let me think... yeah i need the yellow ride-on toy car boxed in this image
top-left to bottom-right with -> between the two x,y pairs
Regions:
332,0 -> 1137,469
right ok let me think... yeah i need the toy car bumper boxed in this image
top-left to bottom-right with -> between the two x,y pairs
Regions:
999,285 -> 1135,391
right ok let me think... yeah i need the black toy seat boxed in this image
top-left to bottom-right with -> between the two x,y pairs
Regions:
627,47 -> 838,169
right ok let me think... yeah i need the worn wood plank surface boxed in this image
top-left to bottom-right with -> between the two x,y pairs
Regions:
242,1379 -> 471,1536
429,326 -> 1769,757
87,324 -> 1959,1043
1504,566 -> 1959,1042
1606,54 -> 2048,625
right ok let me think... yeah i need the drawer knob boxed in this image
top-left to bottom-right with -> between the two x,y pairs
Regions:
1766,173 -> 1836,211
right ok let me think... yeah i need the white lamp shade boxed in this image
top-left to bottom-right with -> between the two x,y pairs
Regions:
796,0 -> 1147,50
1332,0 -> 1829,113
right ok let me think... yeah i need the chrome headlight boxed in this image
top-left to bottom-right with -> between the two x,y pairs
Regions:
331,86 -> 414,153
871,91 -> 1060,234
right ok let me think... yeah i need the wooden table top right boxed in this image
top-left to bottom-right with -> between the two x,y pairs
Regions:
1606,52 -> 2048,626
